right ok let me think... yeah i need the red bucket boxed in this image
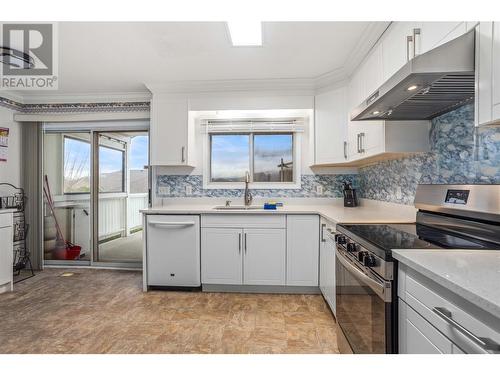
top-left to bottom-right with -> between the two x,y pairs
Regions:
53,244 -> 82,260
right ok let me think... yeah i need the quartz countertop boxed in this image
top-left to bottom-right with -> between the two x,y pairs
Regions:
393,249 -> 500,320
141,198 -> 417,224
0,208 -> 16,214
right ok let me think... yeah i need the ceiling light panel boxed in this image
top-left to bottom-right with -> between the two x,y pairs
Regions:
227,21 -> 262,46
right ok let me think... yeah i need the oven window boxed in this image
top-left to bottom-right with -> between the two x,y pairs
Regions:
336,256 -> 388,353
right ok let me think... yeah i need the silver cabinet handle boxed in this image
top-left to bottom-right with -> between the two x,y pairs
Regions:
181,146 -> 185,163
432,307 -> 500,352
238,233 -> 241,254
406,35 -> 414,61
321,223 -> 326,242
244,233 -> 247,254
356,134 -> 361,153
413,28 -> 421,57
343,141 -> 348,159
359,132 -> 365,153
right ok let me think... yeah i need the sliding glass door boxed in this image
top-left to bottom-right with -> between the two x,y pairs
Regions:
43,131 -> 92,264
94,131 -> 149,264
42,124 -> 149,268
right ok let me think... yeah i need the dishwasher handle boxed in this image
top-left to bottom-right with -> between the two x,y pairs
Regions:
149,221 -> 196,227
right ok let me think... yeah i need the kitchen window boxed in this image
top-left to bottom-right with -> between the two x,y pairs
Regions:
208,132 -> 296,187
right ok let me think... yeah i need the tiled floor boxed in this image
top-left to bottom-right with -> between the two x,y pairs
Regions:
0,268 -> 339,354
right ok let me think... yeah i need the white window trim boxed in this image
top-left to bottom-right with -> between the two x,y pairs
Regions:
202,131 -> 302,190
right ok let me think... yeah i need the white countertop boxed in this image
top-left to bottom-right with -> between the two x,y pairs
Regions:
141,198 -> 417,224
393,249 -> 500,320
0,208 -> 16,214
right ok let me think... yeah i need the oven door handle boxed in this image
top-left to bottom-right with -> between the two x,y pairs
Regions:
336,248 -> 391,302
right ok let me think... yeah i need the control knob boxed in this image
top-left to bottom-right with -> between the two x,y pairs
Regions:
357,251 -> 368,262
346,242 -> 357,253
363,254 -> 377,267
336,235 -> 347,245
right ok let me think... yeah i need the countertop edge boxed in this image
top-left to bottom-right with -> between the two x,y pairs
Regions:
392,250 -> 500,320
140,207 -> 416,225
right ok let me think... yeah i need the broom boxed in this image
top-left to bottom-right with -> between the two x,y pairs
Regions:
43,175 -> 82,260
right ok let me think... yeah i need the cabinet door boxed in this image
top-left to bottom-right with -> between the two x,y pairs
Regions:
382,22 -> 417,80
476,22 -> 494,126
319,227 -> 327,296
360,45 -> 384,100
419,22 -> 465,54
314,88 -> 348,164
399,299 -> 453,354
243,228 -> 286,286
348,121 -> 385,160
325,239 -> 336,314
0,225 -> 13,286
493,22 -> 500,115
201,228 -> 242,285
150,95 -> 189,166
286,215 -> 319,286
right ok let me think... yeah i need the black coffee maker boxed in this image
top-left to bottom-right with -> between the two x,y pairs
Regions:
343,182 -> 358,207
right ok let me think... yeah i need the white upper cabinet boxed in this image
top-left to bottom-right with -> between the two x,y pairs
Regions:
314,87 -> 348,164
476,22 -> 500,126
381,22 -> 419,81
347,120 -> 430,162
418,22 -> 465,54
150,94 -> 195,166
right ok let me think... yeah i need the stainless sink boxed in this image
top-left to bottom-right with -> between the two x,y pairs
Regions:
213,205 -> 263,210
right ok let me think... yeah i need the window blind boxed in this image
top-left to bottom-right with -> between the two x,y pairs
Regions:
202,118 -> 305,133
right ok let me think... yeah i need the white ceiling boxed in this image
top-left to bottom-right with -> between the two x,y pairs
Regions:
12,22 -> 389,101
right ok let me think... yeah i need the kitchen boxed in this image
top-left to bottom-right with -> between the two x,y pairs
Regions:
0,1 -> 499,371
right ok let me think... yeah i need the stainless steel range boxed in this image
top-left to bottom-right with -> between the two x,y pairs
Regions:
334,184 -> 500,354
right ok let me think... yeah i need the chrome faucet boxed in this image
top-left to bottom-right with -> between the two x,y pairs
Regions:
244,171 -> 253,207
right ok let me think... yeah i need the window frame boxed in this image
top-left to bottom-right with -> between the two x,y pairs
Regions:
205,131 -> 301,190
62,135 -> 92,195
98,143 -> 126,194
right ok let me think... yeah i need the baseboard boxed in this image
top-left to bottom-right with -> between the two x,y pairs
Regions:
202,284 -> 320,294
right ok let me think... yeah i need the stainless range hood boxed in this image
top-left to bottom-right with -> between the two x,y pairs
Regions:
351,29 -> 475,121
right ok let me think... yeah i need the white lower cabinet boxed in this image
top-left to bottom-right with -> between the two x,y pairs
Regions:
398,263 -> 500,354
319,222 -> 336,314
399,299 -> 454,354
0,212 -> 13,293
243,228 -> 286,285
201,228 -> 243,285
201,214 -> 319,288
286,215 -> 319,286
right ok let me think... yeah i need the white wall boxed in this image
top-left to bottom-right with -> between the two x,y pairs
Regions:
0,106 -> 22,188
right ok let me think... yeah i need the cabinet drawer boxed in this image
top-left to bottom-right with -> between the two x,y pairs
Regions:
400,299 -> 453,354
0,212 -> 13,228
402,270 -> 500,354
201,214 -> 286,229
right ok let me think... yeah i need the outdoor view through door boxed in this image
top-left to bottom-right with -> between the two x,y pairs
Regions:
42,129 -> 149,266
97,132 -> 149,263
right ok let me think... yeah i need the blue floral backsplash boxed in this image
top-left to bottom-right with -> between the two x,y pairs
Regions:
156,174 -> 358,198
156,104 -> 499,205
359,104 -> 500,205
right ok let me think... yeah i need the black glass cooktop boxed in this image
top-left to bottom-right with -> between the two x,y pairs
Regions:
338,223 -> 500,255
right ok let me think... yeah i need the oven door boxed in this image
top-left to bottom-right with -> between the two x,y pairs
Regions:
335,247 -> 394,353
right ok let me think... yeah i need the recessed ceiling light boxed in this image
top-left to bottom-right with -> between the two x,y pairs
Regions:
407,85 -> 418,91
227,21 -> 262,46
372,110 -> 380,115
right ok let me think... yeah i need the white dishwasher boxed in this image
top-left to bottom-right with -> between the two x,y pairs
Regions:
146,215 -> 200,288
